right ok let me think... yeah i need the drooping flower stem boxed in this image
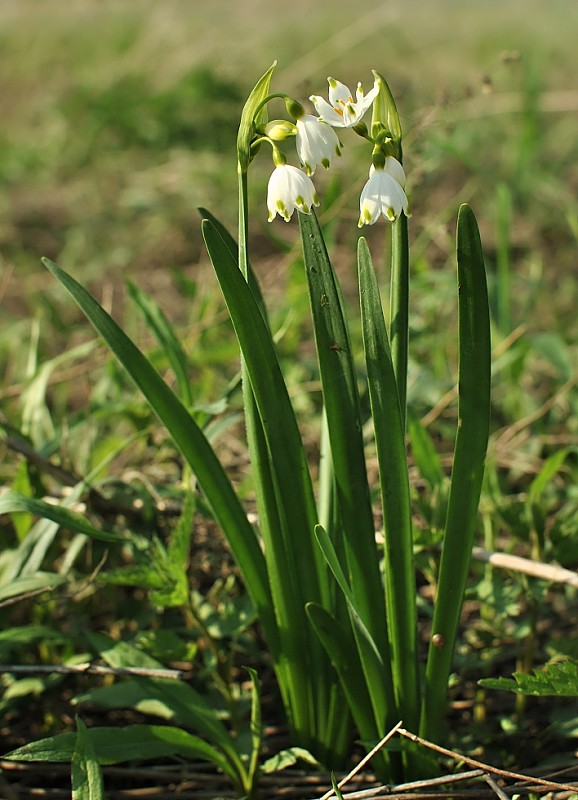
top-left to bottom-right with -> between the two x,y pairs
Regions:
389,212 -> 410,429
238,165 -> 250,280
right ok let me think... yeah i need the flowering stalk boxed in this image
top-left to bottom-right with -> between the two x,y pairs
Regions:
234,63 -> 351,763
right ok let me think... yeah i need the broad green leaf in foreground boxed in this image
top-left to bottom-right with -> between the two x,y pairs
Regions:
4,724 -> 236,781
71,718 -> 105,800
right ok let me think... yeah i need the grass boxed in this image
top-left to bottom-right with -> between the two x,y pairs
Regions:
2,0 -> 578,795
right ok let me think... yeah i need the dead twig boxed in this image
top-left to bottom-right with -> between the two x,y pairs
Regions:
0,663 -> 186,680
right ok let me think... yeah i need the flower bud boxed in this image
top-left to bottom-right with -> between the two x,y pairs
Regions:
265,119 -> 297,141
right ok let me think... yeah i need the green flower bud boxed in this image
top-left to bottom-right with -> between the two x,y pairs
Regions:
264,119 -> 297,141
285,97 -> 306,120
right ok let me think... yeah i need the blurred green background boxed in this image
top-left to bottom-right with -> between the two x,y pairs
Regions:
2,0 -> 577,281
1,0 -> 577,422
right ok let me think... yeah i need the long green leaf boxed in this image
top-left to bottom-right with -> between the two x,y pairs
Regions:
306,602 -> 393,778
358,237 -> 419,730
314,526 -> 395,739
5,724 -> 237,782
41,257 -> 276,654
245,666 -> 262,791
0,491 -> 123,543
297,211 -> 387,657
202,217 -> 328,749
420,204 -> 491,741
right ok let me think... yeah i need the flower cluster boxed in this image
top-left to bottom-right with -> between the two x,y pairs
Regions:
248,74 -> 409,226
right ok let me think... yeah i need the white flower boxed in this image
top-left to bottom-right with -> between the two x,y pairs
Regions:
310,77 -> 379,128
267,164 -> 320,222
295,114 -> 341,175
358,159 -> 409,226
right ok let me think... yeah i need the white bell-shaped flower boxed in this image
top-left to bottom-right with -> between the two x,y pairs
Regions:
295,114 -> 342,175
267,164 -> 320,222
358,158 -> 409,226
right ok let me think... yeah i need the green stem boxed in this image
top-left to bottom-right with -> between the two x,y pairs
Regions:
389,213 -> 410,429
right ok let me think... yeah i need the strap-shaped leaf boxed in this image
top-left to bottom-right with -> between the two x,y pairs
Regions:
0,491 -> 122,543
202,217 -> 329,747
358,237 -> 419,730
420,204 -> 491,741
298,211 -> 387,657
41,257 -> 275,651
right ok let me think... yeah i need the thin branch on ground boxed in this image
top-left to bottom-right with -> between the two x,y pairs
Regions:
0,663 -> 186,680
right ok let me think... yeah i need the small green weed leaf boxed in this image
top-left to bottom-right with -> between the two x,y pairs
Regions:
150,489 -> 195,607
528,447 -> 577,506
261,747 -> 322,774
0,625 -> 68,656
245,666 -> 262,788
529,332 -> 572,381
10,461 -> 34,540
21,340 -> 95,447
72,718 -> 105,800
480,660 -> 578,696
0,491 -> 123,543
